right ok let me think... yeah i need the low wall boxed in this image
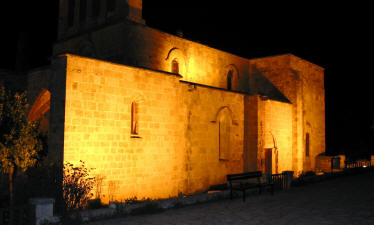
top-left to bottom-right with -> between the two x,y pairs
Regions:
315,155 -> 345,172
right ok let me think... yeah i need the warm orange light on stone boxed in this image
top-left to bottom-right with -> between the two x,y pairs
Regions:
62,54 -> 245,203
28,52 -> 325,203
28,89 -> 50,121
26,0 -> 326,204
28,89 -> 51,134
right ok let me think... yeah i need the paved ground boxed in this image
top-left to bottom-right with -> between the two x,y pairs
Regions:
87,171 -> 374,225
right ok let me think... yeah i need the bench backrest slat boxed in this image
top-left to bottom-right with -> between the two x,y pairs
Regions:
227,171 -> 262,181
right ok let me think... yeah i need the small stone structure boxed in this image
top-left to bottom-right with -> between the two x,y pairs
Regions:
29,198 -> 59,225
315,154 -> 346,173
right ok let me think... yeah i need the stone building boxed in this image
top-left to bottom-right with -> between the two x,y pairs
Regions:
27,0 -> 325,202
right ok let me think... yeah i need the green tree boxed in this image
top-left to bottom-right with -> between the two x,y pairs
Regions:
0,86 -> 43,206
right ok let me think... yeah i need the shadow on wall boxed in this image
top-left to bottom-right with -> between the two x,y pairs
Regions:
251,66 -> 290,103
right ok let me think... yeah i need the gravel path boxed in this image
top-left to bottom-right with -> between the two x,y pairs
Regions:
87,171 -> 374,225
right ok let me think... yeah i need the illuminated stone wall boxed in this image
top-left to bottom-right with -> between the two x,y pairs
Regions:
51,0 -> 326,179
290,56 -> 325,172
63,54 -> 184,202
259,98 -> 293,174
249,54 -> 325,174
53,22 -> 250,93
244,95 -> 293,174
179,81 -> 244,193
59,54 -> 245,202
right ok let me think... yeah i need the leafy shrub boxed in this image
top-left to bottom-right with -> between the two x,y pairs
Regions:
124,196 -> 139,205
63,161 -> 95,211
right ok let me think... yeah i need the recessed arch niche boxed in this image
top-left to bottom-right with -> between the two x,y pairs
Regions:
28,89 -> 51,134
213,106 -> 235,160
165,47 -> 187,78
223,64 -> 239,90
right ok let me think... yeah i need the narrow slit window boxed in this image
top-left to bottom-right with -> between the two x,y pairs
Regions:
172,59 -> 179,74
131,102 -> 138,135
305,133 -> 310,157
227,69 -> 233,90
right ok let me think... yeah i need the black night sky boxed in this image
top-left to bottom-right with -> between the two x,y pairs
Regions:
1,1 -> 373,158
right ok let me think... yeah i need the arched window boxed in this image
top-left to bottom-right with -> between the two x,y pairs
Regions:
172,59 -> 179,74
131,102 -> 138,135
227,69 -> 233,90
219,113 -> 230,160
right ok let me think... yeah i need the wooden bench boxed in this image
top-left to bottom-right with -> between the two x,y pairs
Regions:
227,171 -> 274,201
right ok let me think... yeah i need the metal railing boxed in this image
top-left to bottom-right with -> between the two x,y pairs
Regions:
271,173 -> 287,190
345,160 -> 372,169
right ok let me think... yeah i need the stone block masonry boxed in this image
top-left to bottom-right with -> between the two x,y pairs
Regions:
53,21 -> 251,94
260,98 -> 293,174
36,52 -> 326,203
60,54 -> 246,203
249,54 -> 325,174
27,0 -> 326,206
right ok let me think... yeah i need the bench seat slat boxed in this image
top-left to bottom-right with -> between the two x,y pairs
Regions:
227,171 -> 274,201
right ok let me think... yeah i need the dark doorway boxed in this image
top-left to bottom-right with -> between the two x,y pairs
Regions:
265,148 -> 272,175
